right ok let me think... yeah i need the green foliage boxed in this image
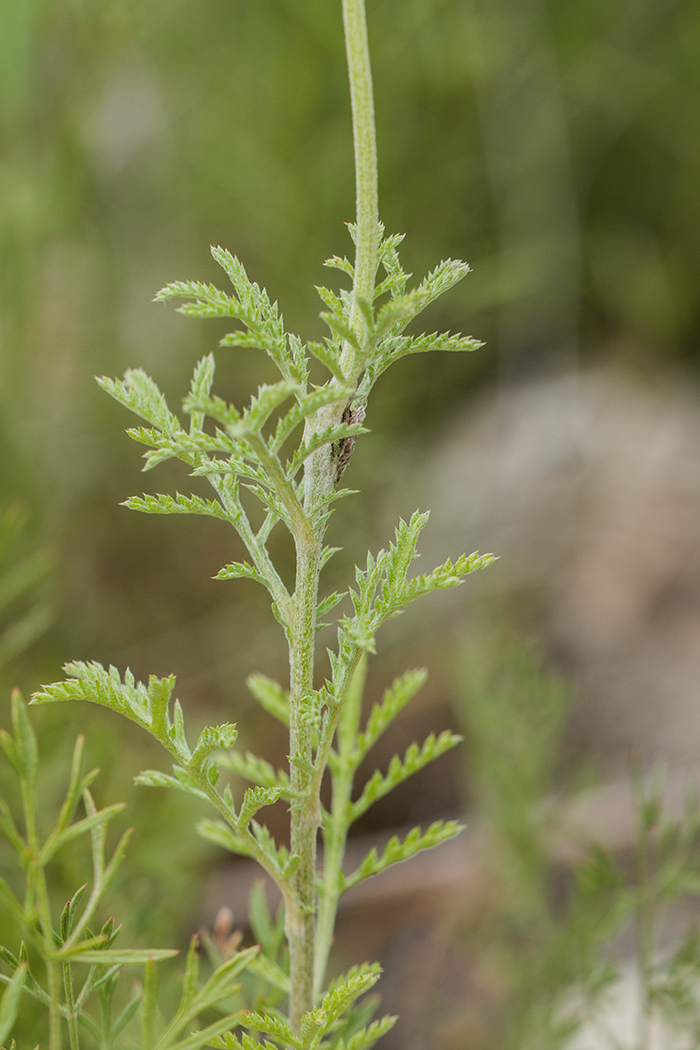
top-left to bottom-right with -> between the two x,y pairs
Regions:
11,0 -> 497,1043
451,628 -> 700,1049
30,149 -> 490,1042
28,225 -> 489,1043
0,693 -> 255,1049
0,502 -> 52,680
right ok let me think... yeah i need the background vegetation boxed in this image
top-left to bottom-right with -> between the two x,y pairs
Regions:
1,0 -> 699,1045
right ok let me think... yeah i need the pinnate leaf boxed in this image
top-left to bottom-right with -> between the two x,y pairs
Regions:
32,664 -> 190,761
344,820 -> 463,890
122,492 -> 228,520
350,730 -> 462,822
354,669 -> 427,760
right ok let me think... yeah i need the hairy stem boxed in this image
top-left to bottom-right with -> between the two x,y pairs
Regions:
287,537 -> 323,1031
314,658 -> 365,999
341,0 -> 379,376
286,0 -> 380,1028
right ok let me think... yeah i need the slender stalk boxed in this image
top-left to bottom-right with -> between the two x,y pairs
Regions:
62,963 -> 80,1050
285,0 -> 380,1027
22,781 -> 62,1050
314,782 -> 350,1002
314,658 -> 366,998
342,0 -> 380,367
287,536 -> 323,1031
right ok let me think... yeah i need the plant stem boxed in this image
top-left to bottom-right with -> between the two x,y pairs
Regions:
22,780 -> 62,1050
287,537 -> 323,1031
286,0 -> 380,1028
314,658 -> 366,999
341,0 -> 379,376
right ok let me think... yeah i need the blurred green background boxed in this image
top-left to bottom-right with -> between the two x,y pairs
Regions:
0,0 -> 699,1040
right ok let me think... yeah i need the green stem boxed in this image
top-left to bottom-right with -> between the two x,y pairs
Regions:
314,790 -> 349,1002
314,656 -> 366,999
62,963 -> 80,1050
341,0 -> 379,378
212,475 -> 294,624
287,538 -> 323,1031
22,781 -> 62,1050
284,0 -> 380,1027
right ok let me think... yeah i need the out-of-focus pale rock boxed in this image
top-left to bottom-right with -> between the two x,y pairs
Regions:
392,368 -> 700,767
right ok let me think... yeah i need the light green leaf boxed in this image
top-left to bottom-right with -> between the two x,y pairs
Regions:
247,953 -> 290,995
305,340 -> 345,381
286,421 -> 367,480
97,370 -> 180,432
10,692 -> 38,790
211,1032 -> 275,1050
216,750 -> 291,796
350,731 -> 463,822
343,820 -> 463,890
238,786 -> 283,830
197,946 -> 259,1003
0,962 -> 26,1045
168,1014 -> 250,1050
197,819 -> 251,857
122,493 -> 228,521
320,310 -> 361,351
302,964 -> 382,1044
154,278 -> 236,317
317,591 -> 346,619
214,562 -> 266,585
189,353 -> 216,403
250,822 -> 299,880
68,948 -> 178,965
367,330 -> 483,386
31,664 -> 189,760
269,383 -> 352,456
324,254 -> 354,278
354,669 -> 427,761
241,1012 -> 299,1048
191,723 -> 238,767
242,382 -> 298,435
40,801 -> 127,863
247,674 -> 289,727
343,1015 -> 398,1050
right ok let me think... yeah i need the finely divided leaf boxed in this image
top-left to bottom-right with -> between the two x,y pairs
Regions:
197,819 -> 251,857
343,1015 -> 398,1050
343,821 -> 463,891
269,384 -> 352,456
247,674 -> 290,727
214,562 -> 267,585
354,669 -> 427,760
349,730 -> 463,822
191,724 -> 238,768
217,750 -> 291,797
31,664 -> 190,762
122,493 -> 228,520
97,370 -> 180,432
301,964 -> 382,1044
238,787 -> 283,830
240,1013 -> 299,1048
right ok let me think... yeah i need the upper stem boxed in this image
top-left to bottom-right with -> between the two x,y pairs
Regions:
286,0 -> 380,1028
341,0 -> 379,376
